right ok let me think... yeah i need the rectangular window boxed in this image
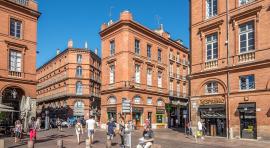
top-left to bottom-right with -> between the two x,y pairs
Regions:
169,81 -> 173,96
158,71 -> 162,88
10,18 -> 22,38
109,65 -> 115,84
147,97 -> 152,105
77,54 -> 82,63
110,40 -> 115,56
9,50 -> 22,72
147,44 -> 151,59
76,66 -> 82,77
177,83 -> 180,96
206,0 -> 218,18
239,0 -> 254,5
240,75 -> 255,90
177,53 -> 180,62
158,48 -> 162,63
135,39 -> 140,55
239,22 -> 254,53
147,68 -> 152,86
135,64 -> 140,83
205,82 -> 218,94
206,33 -> 218,61
183,83 -> 187,96
176,66 -> 180,76
169,64 -> 173,77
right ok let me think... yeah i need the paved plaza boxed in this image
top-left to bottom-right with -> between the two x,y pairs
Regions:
2,128 -> 269,148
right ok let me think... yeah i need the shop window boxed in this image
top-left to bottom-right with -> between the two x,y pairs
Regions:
156,114 -> 165,124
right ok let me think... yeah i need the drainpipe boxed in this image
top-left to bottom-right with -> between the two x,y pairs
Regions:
226,0 -> 231,139
188,0 -> 192,124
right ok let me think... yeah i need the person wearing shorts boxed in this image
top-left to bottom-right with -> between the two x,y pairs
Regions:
86,116 -> 96,146
14,120 -> 22,143
106,118 -> 116,148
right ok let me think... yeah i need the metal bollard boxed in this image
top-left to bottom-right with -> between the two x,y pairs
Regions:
86,139 -> 91,148
57,139 -> 63,148
27,141 -> 34,148
0,139 -> 4,148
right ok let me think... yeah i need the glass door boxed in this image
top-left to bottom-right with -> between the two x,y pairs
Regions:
240,111 -> 257,139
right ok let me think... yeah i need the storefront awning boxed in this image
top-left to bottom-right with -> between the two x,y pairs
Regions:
237,103 -> 255,112
199,104 -> 225,111
0,108 -> 19,112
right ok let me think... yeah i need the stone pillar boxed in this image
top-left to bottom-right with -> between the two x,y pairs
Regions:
0,96 -> 2,104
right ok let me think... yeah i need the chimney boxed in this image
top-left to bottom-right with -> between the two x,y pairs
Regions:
85,41 -> 88,49
107,19 -> 114,26
101,23 -> 107,31
95,48 -> 98,55
160,24 -> 164,31
120,10 -> 133,21
56,49 -> 60,55
68,39 -> 73,48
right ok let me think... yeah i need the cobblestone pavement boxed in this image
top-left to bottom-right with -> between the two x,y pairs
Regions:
3,128 -> 270,148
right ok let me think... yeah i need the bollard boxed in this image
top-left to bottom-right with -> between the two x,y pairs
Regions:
27,141 -> 34,148
86,139 -> 91,148
0,139 -> 4,148
57,139 -> 63,148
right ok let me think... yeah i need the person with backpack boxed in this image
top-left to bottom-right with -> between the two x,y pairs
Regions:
75,119 -> 83,144
106,118 -> 116,148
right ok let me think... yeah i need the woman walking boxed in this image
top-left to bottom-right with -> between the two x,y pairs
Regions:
14,120 -> 22,143
29,117 -> 37,142
75,119 -> 83,144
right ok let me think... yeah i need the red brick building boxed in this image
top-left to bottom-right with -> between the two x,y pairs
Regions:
100,11 -> 189,129
0,0 -> 40,124
36,41 -> 101,121
190,0 -> 270,139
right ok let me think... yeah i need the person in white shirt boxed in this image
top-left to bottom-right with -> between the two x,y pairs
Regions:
86,116 -> 96,146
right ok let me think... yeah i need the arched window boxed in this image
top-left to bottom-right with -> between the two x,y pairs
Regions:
134,96 -> 141,104
205,81 -> 218,94
76,66 -> 82,77
108,96 -> 116,104
157,99 -> 164,106
76,81 -> 83,95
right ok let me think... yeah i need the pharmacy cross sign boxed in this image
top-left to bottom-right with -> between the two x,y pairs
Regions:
122,99 -> 131,113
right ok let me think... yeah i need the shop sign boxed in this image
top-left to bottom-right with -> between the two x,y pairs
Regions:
107,107 -> 117,112
200,98 -> 225,105
156,109 -> 165,114
132,107 -> 143,113
171,100 -> 188,106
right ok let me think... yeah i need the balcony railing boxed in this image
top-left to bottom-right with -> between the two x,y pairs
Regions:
169,55 -> 176,61
182,75 -> 187,81
205,60 -> 218,69
169,90 -> 188,98
37,72 -> 67,90
182,60 -> 189,66
9,0 -> 29,6
9,71 -> 22,78
238,51 -> 255,63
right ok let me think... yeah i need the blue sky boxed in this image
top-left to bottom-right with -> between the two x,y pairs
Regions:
36,0 -> 189,67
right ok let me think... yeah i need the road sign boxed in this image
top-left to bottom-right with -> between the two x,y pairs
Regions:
122,99 -> 131,113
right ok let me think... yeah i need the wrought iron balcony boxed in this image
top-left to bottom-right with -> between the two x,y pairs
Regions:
9,0 -> 29,6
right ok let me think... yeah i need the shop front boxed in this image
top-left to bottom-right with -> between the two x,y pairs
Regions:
198,97 -> 226,137
169,100 -> 188,128
107,107 -> 117,122
156,108 -> 166,128
238,103 -> 257,139
132,107 -> 143,129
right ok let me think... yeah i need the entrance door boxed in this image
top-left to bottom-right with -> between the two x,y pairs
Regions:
240,111 -> 257,139
132,112 -> 141,128
148,112 -> 152,126
204,118 -> 226,137
107,112 -> 116,121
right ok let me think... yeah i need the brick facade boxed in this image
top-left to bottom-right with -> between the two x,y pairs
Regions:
190,0 -> 270,140
0,0 -> 40,123
100,11 -> 189,129
36,43 -> 101,121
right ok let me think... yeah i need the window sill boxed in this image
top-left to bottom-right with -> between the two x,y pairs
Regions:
239,89 -> 255,92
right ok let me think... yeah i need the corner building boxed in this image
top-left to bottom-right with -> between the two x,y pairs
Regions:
190,0 -> 270,139
0,0 -> 40,125
100,11 -> 189,129
36,42 -> 101,121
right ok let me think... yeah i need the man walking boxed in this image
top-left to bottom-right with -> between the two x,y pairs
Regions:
86,116 -> 96,146
106,118 -> 116,148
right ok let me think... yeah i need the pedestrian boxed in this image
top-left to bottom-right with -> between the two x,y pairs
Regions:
56,117 -> 62,131
106,118 -> 116,148
136,126 -> 154,148
75,118 -> 83,144
36,117 -> 41,131
144,119 -> 150,128
14,120 -> 22,143
187,120 -> 193,136
119,118 -> 125,147
86,115 -> 96,146
197,120 -> 203,140
29,117 -> 37,142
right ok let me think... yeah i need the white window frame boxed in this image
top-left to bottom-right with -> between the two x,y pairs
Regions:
158,71 -> 162,88
109,65 -> 115,84
177,83 -> 180,94
135,39 -> 140,55
110,40 -> 115,56
135,64 -> 141,83
77,54 -> 82,64
147,44 -> 151,60
206,0 -> 218,19
76,81 -> 83,95
10,18 -> 22,38
206,33 -> 218,61
239,75 -> 255,91
9,50 -> 22,72
76,66 -> 82,77
147,68 -> 152,86
158,48 -> 162,62
169,64 -> 173,77
147,97 -> 152,105
205,81 -> 218,94
169,81 -> 173,91
134,96 -> 141,104
239,22 -> 255,53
